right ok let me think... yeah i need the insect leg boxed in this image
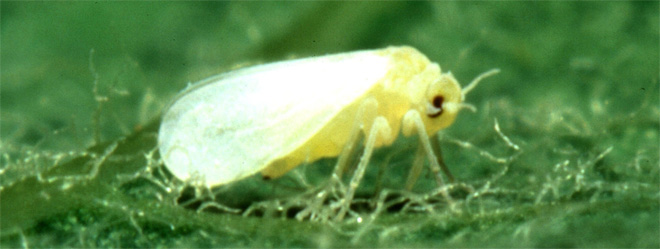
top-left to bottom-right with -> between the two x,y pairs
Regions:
333,97 -> 377,179
403,110 -> 453,201
332,129 -> 365,180
296,99 -> 374,222
404,145 -> 425,190
335,116 -> 392,221
430,133 -> 455,183
404,134 -> 454,190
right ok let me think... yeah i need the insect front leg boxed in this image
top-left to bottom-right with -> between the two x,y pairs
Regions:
405,145 -> 425,190
402,110 -> 454,202
429,133 -> 455,183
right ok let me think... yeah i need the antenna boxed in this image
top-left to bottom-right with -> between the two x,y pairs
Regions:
461,68 -> 500,100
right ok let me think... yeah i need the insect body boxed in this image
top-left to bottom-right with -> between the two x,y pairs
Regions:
158,46 -> 498,210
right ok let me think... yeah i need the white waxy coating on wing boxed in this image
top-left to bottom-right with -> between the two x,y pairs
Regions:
158,50 -> 393,186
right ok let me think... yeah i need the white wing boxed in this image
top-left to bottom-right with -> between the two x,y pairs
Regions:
159,49 -> 393,186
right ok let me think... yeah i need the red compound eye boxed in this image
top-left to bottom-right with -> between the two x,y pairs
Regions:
428,95 -> 444,118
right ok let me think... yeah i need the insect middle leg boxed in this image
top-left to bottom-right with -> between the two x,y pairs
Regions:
293,129 -> 365,222
335,116 -> 392,221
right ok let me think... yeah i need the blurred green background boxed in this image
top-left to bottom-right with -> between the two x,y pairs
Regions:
1,2 -> 658,248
